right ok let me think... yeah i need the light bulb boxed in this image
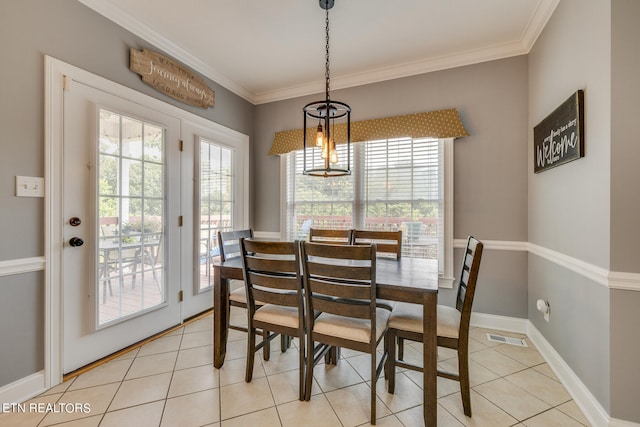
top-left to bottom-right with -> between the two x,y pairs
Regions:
330,148 -> 338,164
329,139 -> 338,164
315,123 -> 323,147
321,139 -> 329,159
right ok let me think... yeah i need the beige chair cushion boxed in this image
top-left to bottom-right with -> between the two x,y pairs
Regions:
313,308 -> 391,343
229,285 -> 247,303
253,304 -> 300,329
388,303 -> 461,339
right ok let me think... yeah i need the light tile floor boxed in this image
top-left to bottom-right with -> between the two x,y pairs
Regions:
1,310 -> 591,426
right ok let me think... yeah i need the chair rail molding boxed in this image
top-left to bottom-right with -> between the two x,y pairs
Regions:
608,271 -> 640,292
0,256 -> 46,277
453,239 -> 528,251
253,231 -> 282,241
528,242 -> 610,289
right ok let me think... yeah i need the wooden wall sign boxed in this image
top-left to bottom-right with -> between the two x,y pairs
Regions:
130,48 -> 215,109
533,90 -> 584,173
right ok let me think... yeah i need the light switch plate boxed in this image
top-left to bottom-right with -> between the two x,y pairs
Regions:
16,176 -> 45,197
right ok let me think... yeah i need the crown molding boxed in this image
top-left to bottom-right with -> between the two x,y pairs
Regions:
520,0 -> 561,51
77,0 -> 254,103
79,0 -> 559,106
254,40 -> 529,104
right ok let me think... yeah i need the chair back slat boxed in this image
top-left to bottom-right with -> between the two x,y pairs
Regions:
352,230 -> 402,260
455,236 -> 484,317
308,277 -> 372,299
305,261 -> 372,282
312,296 -> 371,319
304,241 -> 374,260
218,229 -> 254,261
252,287 -> 299,308
247,271 -> 300,292
245,257 -> 298,275
309,228 -> 353,245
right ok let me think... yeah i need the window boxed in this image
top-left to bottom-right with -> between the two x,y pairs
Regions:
197,138 -> 234,290
282,137 -> 454,287
97,109 -> 166,325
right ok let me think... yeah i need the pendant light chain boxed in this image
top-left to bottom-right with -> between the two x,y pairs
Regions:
325,5 -> 330,101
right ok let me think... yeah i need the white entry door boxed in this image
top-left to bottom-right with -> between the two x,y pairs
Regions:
62,79 -> 182,373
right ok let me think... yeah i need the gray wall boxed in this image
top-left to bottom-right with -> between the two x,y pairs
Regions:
609,0 -> 640,422
0,0 -> 253,388
254,57 -> 530,317
528,0 -> 613,415
0,273 -> 44,386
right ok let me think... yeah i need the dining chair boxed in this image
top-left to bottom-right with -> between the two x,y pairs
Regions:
218,229 -> 254,327
239,238 -> 307,400
353,230 -> 402,312
386,236 -> 484,417
300,241 -> 389,425
352,230 -> 402,260
218,229 -> 289,357
309,228 -> 353,245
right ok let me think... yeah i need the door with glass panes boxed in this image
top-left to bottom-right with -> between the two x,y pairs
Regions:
62,79 -> 181,373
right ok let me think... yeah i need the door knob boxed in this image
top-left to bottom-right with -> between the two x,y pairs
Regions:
69,237 -> 84,247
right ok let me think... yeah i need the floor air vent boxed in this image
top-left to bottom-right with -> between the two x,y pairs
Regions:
486,333 -> 527,347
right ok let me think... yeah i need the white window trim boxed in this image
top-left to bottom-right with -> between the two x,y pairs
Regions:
280,137 -> 455,289
440,137 -> 455,288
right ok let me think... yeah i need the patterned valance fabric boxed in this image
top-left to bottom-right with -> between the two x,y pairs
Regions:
269,108 -> 469,156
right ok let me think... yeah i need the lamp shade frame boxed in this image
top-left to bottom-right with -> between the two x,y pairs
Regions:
302,99 -> 351,178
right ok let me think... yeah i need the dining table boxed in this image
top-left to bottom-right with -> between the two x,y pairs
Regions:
212,255 -> 439,427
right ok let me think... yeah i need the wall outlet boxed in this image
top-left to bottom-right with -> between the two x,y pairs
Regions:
536,298 -> 550,322
16,176 -> 45,197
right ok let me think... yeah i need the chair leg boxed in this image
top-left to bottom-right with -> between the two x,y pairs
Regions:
324,346 -> 340,365
459,347 -> 472,417
263,329 -> 271,361
245,325 -> 256,383
398,336 -> 405,361
387,329 -> 397,394
371,347 -> 377,425
281,335 -> 291,353
298,333 -> 305,401
305,332 -> 317,401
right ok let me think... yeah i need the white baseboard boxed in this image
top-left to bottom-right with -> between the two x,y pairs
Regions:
0,371 -> 46,405
471,312 -> 529,334
527,323 -> 611,427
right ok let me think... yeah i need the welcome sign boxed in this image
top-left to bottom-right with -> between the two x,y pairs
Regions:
130,48 -> 215,109
533,90 -> 584,173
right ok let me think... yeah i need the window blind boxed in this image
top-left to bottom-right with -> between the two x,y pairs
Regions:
284,138 -> 444,271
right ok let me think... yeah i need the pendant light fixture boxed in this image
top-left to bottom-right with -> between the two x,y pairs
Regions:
303,0 -> 351,177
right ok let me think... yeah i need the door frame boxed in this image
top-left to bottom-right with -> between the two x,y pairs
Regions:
44,56 -> 249,388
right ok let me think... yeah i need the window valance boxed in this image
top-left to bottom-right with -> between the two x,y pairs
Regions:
269,108 -> 469,156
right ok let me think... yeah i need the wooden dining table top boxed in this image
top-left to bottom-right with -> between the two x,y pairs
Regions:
213,255 -> 438,299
